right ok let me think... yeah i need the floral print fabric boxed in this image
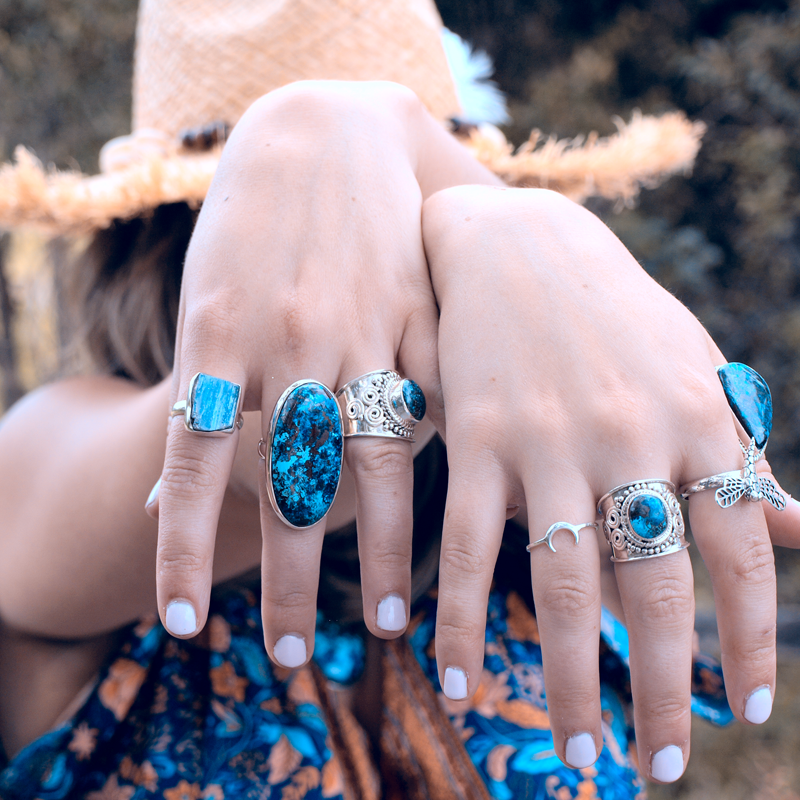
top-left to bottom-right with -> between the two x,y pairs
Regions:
0,582 -> 730,799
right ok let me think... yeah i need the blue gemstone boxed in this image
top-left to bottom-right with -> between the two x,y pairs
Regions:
270,382 -> 343,528
628,494 -> 668,540
190,373 -> 241,432
717,363 -> 772,449
402,380 -> 426,421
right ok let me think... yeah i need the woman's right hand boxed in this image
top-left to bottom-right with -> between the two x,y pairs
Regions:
153,81 -> 499,665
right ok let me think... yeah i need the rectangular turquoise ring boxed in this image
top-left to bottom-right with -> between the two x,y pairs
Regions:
173,372 -> 243,435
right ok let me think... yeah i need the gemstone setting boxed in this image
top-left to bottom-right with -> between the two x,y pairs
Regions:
268,380 -> 343,529
716,362 -> 772,449
401,380 -> 426,421
189,373 -> 241,433
628,494 -> 669,540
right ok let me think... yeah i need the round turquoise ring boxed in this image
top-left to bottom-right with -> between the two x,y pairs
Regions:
597,480 -> 688,562
170,372 -> 244,435
336,370 -> 425,441
260,380 -> 344,530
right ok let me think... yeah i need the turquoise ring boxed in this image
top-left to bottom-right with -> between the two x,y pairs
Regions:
336,370 -> 426,441
170,372 -> 243,435
598,480 -> 688,562
260,380 -> 344,530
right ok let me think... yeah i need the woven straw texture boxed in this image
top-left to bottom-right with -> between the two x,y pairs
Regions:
133,0 -> 461,136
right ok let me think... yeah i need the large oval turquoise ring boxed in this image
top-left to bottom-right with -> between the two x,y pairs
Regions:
261,379 -> 344,530
597,479 -> 688,562
170,372 -> 244,435
336,369 -> 425,441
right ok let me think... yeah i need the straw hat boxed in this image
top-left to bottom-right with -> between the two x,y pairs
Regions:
0,0 -> 705,234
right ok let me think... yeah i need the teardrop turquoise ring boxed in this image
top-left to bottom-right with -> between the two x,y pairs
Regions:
678,363 -> 785,511
260,380 -> 344,530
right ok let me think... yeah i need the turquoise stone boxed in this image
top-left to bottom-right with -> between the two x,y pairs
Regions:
717,363 -> 772,449
189,373 -> 241,432
402,380 -> 426,421
270,381 -> 343,528
628,494 -> 668,540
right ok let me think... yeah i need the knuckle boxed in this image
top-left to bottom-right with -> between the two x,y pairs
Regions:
352,445 -> 412,483
161,457 -> 219,499
636,572 -> 694,626
440,536 -> 486,580
637,693 -> 690,724
185,295 -> 241,347
537,579 -> 597,619
436,618 -> 483,651
368,547 -> 411,572
157,548 -> 208,578
725,537 -> 775,589
725,627 -> 776,670
264,587 -> 316,613
272,289 -> 329,359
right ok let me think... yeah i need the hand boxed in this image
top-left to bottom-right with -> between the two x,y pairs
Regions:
421,185 -> 799,782
154,81 -> 499,665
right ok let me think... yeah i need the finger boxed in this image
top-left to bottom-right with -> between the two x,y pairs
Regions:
258,376 -> 343,668
615,546 -> 695,783
757,463 -> 800,547
526,479 -> 603,770
157,369 -> 245,639
688,477 -> 776,726
397,299 -> 445,438
259,470 -> 324,668
435,449 -> 507,701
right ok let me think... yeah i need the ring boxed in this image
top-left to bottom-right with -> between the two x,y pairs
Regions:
597,480 -> 688,562
679,441 -> 786,510
169,372 -> 243,434
335,370 -> 426,441
687,362 -> 786,511
526,521 -> 597,553
260,379 -> 343,530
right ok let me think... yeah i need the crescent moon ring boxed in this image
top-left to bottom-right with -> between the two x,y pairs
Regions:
527,521 -> 598,554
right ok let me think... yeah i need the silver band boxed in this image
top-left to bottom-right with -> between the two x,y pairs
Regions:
169,372 -> 244,435
598,479 -> 688,562
527,521 -> 597,553
679,438 -> 785,511
336,370 -> 422,441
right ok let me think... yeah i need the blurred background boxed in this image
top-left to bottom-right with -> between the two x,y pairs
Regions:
1,0 -> 800,796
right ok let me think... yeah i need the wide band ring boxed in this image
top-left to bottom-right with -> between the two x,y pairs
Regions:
260,379 -> 344,530
597,479 -> 688,562
335,370 -> 426,441
170,372 -> 243,435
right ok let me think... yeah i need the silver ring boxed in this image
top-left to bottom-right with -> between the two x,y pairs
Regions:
679,439 -> 785,511
335,370 -> 426,441
170,372 -> 243,435
527,521 -> 597,553
597,479 -> 688,562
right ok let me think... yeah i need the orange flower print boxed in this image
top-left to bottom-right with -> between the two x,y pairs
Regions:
321,755 -> 345,798
163,779 -> 203,800
505,591 -> 540,643
68,721 -> 98,761
210,661 -> 248,702
202,785 -> 224,800
98,659 -> 147,721
207,615 -> 232,653
85,773 -> 135,800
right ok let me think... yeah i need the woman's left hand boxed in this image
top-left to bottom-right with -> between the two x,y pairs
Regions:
422,184 -> 800,782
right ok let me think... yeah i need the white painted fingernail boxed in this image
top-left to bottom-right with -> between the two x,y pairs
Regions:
565,732 -> 597,769
377,595 -> 407,632
744,686 -> 773,724
274,634 -> 307,668
651,745 -> 684,783
165,600 -> 197,637
145,478 -> 161,508
443,667 -> 468,700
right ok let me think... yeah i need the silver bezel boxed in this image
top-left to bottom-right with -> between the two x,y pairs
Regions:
176,372 -> 243,436
265,379 -> 343,531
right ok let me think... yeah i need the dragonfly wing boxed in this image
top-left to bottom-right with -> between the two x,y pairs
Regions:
758,477 -> 787,511
715,481 -> 745,508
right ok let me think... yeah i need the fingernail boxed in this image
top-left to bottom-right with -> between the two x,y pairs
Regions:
273,634 -> 307,668
377,595 -> 407,632
145,478 -> 161,509
165,600 -> 197,637
443,666 -> 468,700
565,732 -> 597,769
744,685 -> 773,724
651,745 -> 684,783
